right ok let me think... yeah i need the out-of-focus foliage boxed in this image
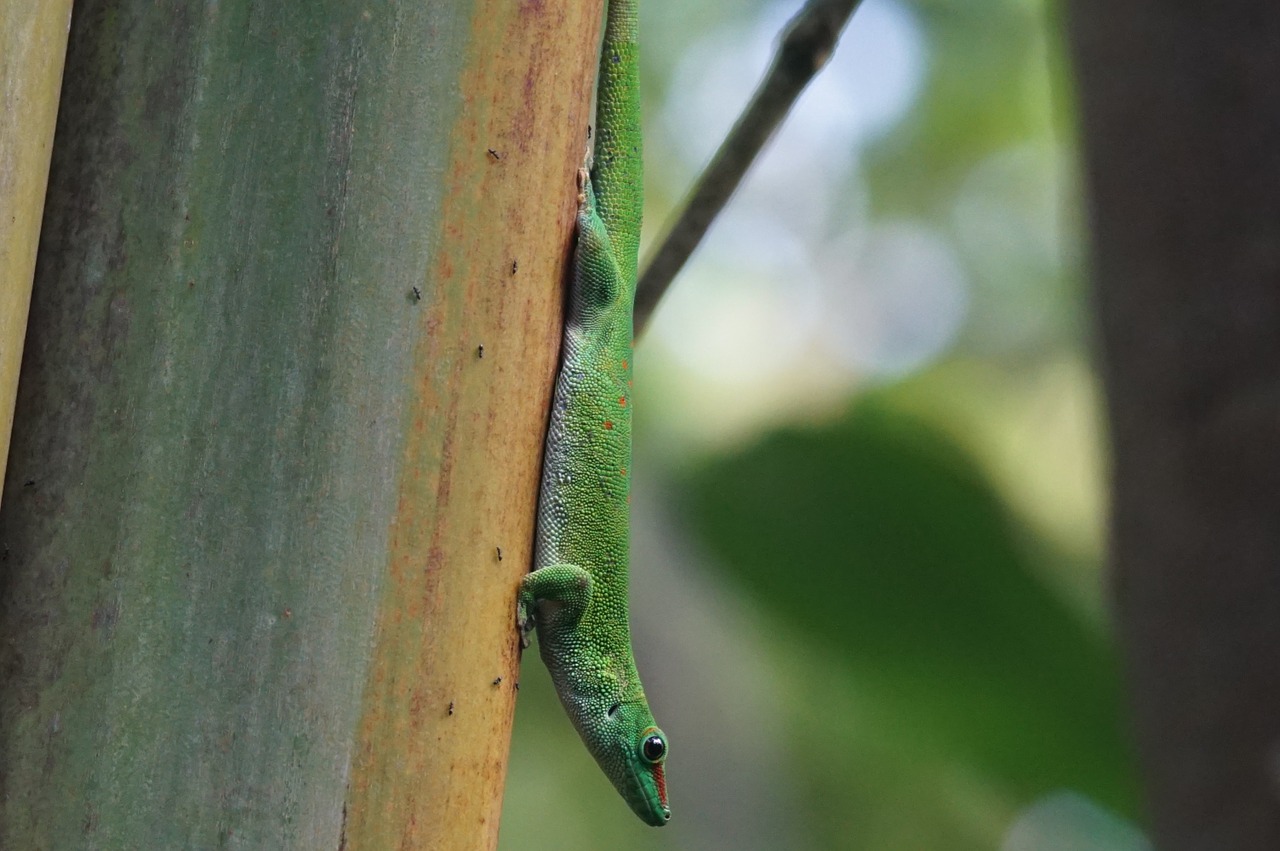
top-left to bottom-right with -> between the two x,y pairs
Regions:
501,0 -> 1141,847
680,385 -> 1136,849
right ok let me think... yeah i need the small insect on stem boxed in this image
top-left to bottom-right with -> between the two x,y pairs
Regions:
496,546 -> 503,561
492,676 -> 502,686
411,286 -> 422,303
448,701 -> 455,716
477,344 -> 484,359
511,260 -> 518,275
487,148 -> 502,161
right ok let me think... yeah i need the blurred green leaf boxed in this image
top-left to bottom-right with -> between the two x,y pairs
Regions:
683,391 -> 1137,826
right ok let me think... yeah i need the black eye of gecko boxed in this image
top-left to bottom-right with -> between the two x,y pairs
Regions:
641,732 -> 666,763
607,703 -> 621,718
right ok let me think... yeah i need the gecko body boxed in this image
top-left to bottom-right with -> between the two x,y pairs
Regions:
518,0 -> 670,828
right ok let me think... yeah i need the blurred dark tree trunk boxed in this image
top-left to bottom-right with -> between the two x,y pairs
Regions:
1069,2 -> 1280,849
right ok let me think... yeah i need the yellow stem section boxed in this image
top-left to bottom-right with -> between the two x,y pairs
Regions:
340,1 -> 605,848
0,1 -> 73,506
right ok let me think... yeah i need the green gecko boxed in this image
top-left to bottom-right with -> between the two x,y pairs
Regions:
517,0 -> 670,828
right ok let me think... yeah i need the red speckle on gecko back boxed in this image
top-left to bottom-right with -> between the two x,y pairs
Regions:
603,420 -> 614,430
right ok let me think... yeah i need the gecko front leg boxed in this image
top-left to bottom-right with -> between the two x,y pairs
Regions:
518,564 -> 593,649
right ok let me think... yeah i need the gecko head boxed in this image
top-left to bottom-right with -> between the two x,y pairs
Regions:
596,700 -> 671,826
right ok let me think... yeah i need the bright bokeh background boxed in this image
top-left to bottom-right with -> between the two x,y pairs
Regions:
501,0 -> 1147,847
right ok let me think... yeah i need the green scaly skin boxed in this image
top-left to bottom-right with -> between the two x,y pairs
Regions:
518,0 -> 670,828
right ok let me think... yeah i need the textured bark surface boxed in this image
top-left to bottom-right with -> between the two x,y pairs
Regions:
1069,3 -> 1280,848
0,0 -> 73,508
0,2 -> 598,848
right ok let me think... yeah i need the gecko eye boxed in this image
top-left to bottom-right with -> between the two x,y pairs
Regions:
640,729 -> 666,764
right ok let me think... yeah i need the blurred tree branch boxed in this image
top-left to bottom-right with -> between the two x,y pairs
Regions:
635,0 -> 864,335
1070,2 -> 1280,848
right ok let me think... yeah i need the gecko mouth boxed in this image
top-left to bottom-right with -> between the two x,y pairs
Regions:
626,760 -> 670,825
654,763 -> 669,813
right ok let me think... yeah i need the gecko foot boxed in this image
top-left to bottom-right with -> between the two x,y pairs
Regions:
577,168 -> 589,204
517,594 -> 536,649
